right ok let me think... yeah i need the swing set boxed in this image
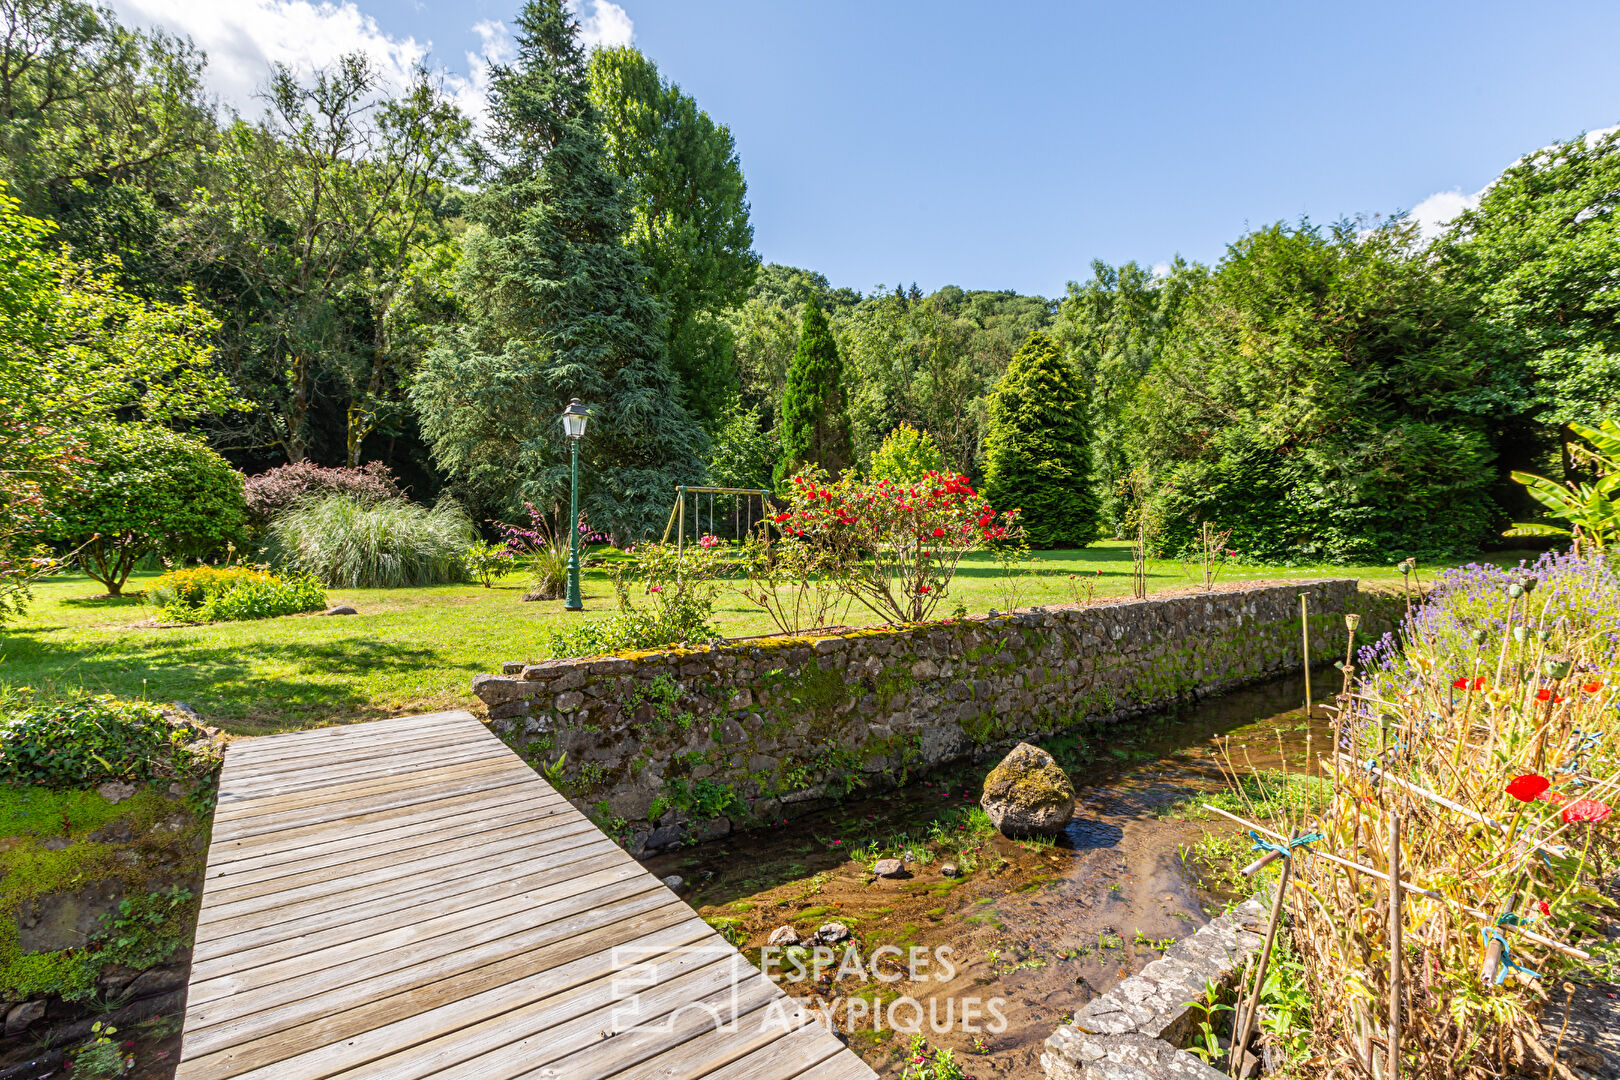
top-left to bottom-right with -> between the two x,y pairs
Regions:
660,485 -> 773,556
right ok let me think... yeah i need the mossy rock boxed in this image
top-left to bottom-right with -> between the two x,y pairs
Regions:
979,742 -> 1074,836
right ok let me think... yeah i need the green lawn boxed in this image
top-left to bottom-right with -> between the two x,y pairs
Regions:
0,543 -> 1527,735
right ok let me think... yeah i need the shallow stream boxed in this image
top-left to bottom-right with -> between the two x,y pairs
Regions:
645,673 -> 1339,1078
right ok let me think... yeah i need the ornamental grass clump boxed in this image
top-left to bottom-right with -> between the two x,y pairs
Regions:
268,495 -> 473,588
1216,548 -> 1620,1078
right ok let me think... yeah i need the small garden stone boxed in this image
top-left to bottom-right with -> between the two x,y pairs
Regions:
871,858 -> 905,878
816,922 -> 850,943
768,925 -> 801,946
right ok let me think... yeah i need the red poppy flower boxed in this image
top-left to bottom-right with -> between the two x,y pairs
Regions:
1561,799 -> 1612,825
1453,677 -> 1469,690
1535,689 -> 1568,704
1535,899 -> 1551,917
1538,790 -> 1567,807
1505,773 -> 1550,802
1582,680 -> 1604,694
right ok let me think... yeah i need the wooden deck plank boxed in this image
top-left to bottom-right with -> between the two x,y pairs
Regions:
176,710 -> 877,1080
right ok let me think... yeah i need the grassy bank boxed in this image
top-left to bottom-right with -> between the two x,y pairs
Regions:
0,543 -> 1533,734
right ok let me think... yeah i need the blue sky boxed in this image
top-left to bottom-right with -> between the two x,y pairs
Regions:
113,1 -> 1620,298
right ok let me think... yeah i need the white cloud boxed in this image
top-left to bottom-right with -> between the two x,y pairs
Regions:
109,0 -> 431,116
1408,187 -> 1481,241
1150,261 -> 1171,278
569,0 -> 633,50
106,0 -> 632,128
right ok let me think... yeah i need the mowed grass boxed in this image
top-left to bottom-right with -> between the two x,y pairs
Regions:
0,542 -> 1532,735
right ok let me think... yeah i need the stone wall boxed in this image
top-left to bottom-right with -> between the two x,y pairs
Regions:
473,579 -> 1370,855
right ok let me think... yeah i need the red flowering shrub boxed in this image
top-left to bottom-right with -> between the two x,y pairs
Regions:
770,470 -> 1019,624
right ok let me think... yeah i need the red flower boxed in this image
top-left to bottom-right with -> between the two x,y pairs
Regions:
1535,689 -> 1567,704
1561,799 -> 1612,825
1453,677 -> 1469,690
1455,676 -> 1486,690
1505,773 -> 1550,802
932,527 -> 945,538
1535,899 -> 1551,917
917,584 -> 931,594
1582,680 -> 1604,694
1538,790 -> 1567,807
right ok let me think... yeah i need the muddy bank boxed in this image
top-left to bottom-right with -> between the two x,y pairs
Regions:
646,673 -> 1334,1078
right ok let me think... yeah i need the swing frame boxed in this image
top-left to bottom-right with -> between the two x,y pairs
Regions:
661,485 -> 773,557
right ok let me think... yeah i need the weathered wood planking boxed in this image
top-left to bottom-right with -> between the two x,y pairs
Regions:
179,710 -> 874,1080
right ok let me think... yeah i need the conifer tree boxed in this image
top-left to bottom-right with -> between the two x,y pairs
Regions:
774,297 -> 852,487
410,0 -> 701,540
981,330 -> 1099,547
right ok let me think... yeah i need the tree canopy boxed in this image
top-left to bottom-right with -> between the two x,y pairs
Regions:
410,0 -> 702,540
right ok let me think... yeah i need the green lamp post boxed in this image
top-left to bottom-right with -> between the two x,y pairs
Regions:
561,398 -> 590,611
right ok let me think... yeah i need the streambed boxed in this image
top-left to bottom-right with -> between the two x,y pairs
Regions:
645,673 -> 1337,1078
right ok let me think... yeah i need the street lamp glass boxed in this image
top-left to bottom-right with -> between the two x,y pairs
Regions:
561,399 -> 590,440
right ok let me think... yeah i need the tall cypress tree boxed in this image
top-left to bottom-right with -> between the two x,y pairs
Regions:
410,0 -> 701,540
773,297 -> 852,486
981,330 -> 1099,547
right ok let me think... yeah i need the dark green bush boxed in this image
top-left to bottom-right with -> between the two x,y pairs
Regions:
43,423 -> 249,596
0,694 -> 210,788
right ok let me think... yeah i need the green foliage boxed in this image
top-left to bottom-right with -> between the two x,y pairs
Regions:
867,422 -> 945,483
43,422 -> 247,596
901,1035 -> 965,1080
588,45 -> 758,430
774,298 -> 853,486
981,330 -> 1099,547
1053,259 -> 1196,533
542,540 -> 720,657
411,0 -> 702,541
267,495 -> 473,588
463,541 -> 517,587
90,886 -> 195,970
661,776 -> 740,822
705,399 -> 777,491
1505,419 -> 1620,550
1138,218 -> 1495,562
68,1020 -> 128,1078
148,565 -> 326,622
0,693 -> 210,787
1441,128 -> 1620,433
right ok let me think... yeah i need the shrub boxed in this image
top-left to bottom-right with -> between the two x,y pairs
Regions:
268,495 -> 473,588
767,469 -> 1019,624
464,541 -> 517,587
44,423 -> 248,596
544,541 -> 723,656
244,461 -> 404,524
0,693 -> 213,788
147,565 -> 326,622
981,330 -> 1100,548
867,422 -> 946,483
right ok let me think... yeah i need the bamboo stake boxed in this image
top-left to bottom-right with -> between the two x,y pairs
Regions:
1301,593 -> 1313,718
1232,852 -> 1291,1078
1199,804 -> 1591,961
1388,813 -> 1402,1080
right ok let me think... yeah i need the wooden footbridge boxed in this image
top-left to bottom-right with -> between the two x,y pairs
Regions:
177,710 -> 874,1080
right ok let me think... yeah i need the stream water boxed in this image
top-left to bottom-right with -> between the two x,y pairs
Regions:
645,672 -> 1340,1078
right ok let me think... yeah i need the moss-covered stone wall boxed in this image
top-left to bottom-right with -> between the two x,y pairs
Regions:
473,580 -> 1372,856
